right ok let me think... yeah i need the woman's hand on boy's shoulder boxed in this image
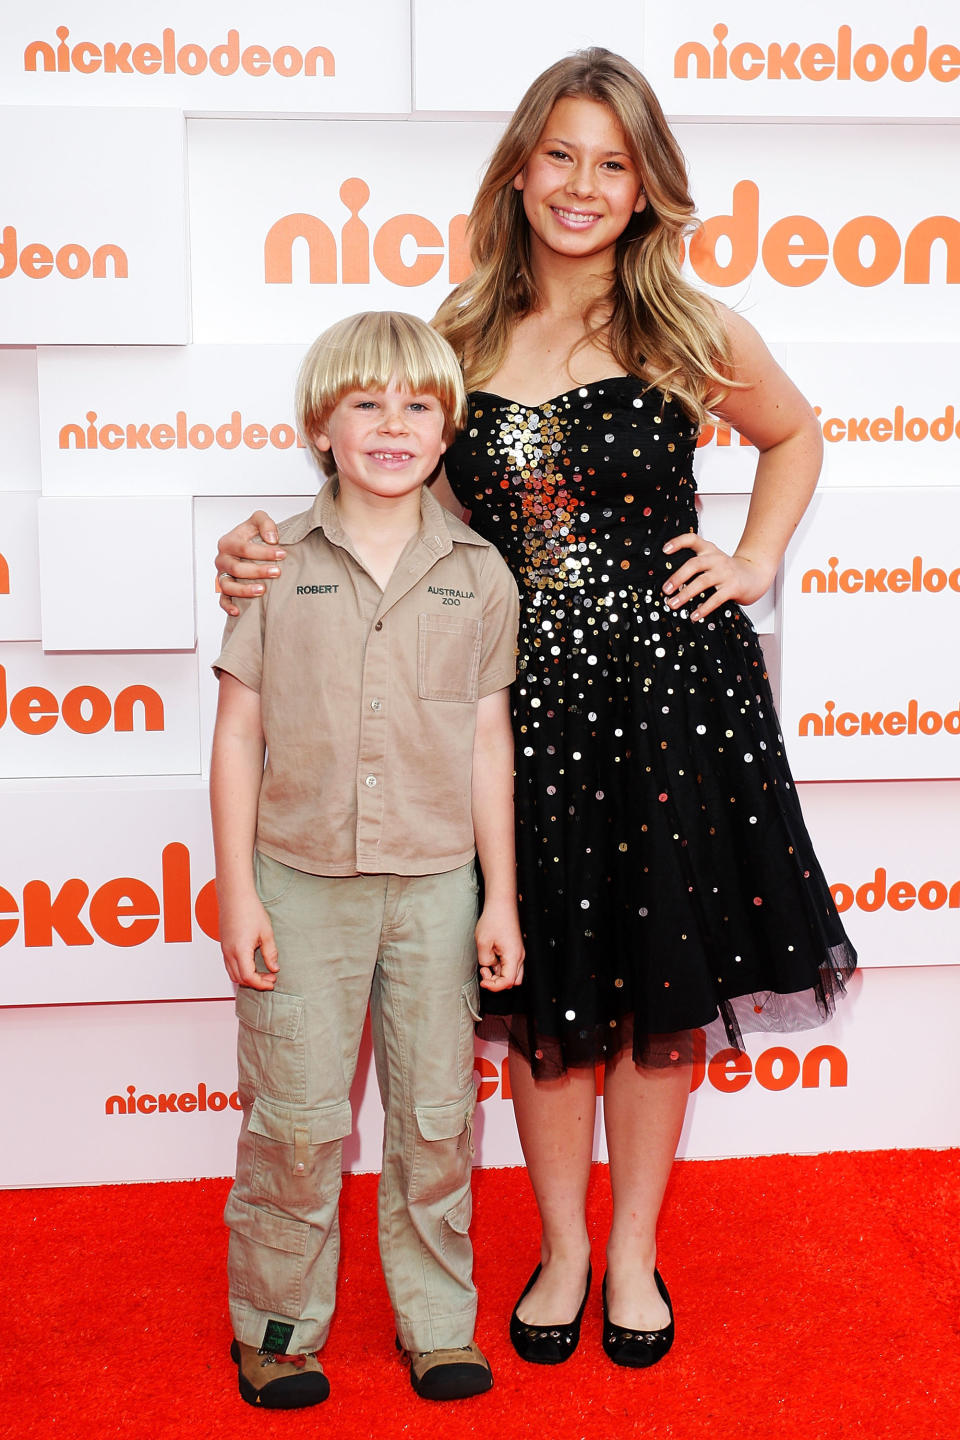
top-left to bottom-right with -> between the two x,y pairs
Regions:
216,510 -> 287,615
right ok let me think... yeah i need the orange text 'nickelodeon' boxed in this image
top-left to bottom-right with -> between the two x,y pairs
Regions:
675,24 -> 960,84
814,406 -> 960,443
24,27 -> 334,80
265,179 -> 959,291
831,868 -> 960,915
0,226 -> 126,281
476,1034 -> 846,1101
106,1084 -> 241,1116
801,557 -> 960,595
799,700 -> 960,738
59,411 -> 304,453
0,666 -> 163,735
0,843 -> 218,948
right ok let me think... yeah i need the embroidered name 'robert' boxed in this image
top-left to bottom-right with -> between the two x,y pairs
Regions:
296,584 -> 339,595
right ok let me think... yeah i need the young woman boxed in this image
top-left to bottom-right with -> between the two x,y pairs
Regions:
214,49 -> 856,1369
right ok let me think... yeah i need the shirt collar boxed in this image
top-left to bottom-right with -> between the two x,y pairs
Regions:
285,477 -> 488,552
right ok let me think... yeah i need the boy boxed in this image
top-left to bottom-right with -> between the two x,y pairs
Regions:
210,311 -> 522,1409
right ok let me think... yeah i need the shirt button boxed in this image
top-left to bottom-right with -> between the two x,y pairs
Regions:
365,775 -> 377,787
370,698 -> 382,711
374,620 -> 383,631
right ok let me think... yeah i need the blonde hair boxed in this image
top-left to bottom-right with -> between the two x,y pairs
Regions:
296,311 -> 468,476
433,48 -> 734,423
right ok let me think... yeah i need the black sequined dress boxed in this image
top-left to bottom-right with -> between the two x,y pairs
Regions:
444,378 -> 857,1077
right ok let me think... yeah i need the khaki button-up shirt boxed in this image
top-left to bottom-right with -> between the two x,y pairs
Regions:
214,483 -> 519,877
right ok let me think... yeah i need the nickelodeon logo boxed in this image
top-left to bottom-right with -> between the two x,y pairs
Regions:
699,408 -> 960,450
801,557 -> 960,595
25,27 -> 334,80
1,226 -> 126,282
675,24 -> 960,84
475,1032 -> 846,1101
0,843 -> 217,948
0,551 -> 8,595
106,1083 -> 241,1116
0,665 -> 163,735
815,406 -> 960,444
58,411 -> 305,454
267,177 -> 958,291
685,182 -> 958,289
831,867 -> 960,915
265,178 -> 470,288
799,700 -> 960,738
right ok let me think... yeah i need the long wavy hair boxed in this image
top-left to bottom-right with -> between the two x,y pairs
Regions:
433,48 -> 734,423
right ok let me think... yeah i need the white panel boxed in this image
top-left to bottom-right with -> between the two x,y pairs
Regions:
676,123 -> 960,344
696,493 -> 776,634
0,1 -> 410,115
187,119 -> 505,342
0,785 -> 226,1006
780,489 -> 960,780
693,343 -> 789,494
4,967 -> 958,1186
0,643 -> 199,777
785,342 -> 960,488
799,780 -> 960,970
0,495 -> 41,641
0,349 -> 42,492
37,345 -> 319,497
676,966 -> 960,1157
38,495 -> 195,651
0,108 -> 189,344
647,1 -> 960,120
193,495 -> 315,776
413,0 -> 643,113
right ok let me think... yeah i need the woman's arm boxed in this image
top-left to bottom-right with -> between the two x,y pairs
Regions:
662,307 -> 823,621
215,471 -> 466,615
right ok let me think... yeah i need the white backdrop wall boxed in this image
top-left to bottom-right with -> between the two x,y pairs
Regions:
1,0 -> 958,1187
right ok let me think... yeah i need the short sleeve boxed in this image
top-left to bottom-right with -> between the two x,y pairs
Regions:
212,593 -> 266,693
477,548 -> 520,698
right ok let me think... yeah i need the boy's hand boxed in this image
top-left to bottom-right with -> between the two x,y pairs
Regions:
219,893 -> 280,990
476,899 -> 525,991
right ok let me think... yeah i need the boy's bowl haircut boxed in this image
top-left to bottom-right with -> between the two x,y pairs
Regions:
296,311 -> 468,476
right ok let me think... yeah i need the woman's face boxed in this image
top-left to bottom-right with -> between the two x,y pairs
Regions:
513,95 -> 646,270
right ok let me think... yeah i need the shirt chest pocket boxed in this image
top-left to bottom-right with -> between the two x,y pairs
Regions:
417,613 -> 482,703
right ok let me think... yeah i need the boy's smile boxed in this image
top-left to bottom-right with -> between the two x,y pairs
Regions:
314,385 -> 447,504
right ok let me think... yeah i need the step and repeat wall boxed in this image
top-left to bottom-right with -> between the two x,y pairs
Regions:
2,0 -> 959,1186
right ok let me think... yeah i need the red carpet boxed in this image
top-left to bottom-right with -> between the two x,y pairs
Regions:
3,1151 -> 959,1440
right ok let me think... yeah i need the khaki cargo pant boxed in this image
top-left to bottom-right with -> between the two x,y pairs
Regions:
225,853 -> 481,1356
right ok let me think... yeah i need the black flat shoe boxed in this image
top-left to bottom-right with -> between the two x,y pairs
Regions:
509,1262 -> 592,1365
601,1268 -> 675,1369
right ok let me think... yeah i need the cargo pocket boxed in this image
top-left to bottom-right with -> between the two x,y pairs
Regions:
408,1095 -> 474,1205
224,1190 -> 309,1318
236,987 -> 306,1104
458,975 -> 481,1091
417,614 -> 482,702
440,1187 -> 474,1262
248,1096 -> 353,1205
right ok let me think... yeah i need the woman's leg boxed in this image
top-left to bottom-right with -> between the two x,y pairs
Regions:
508,1049 -> 595,1323
602,1047 -> 692,1330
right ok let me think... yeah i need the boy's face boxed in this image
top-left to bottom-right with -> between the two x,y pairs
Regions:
314,383 -> 447,502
